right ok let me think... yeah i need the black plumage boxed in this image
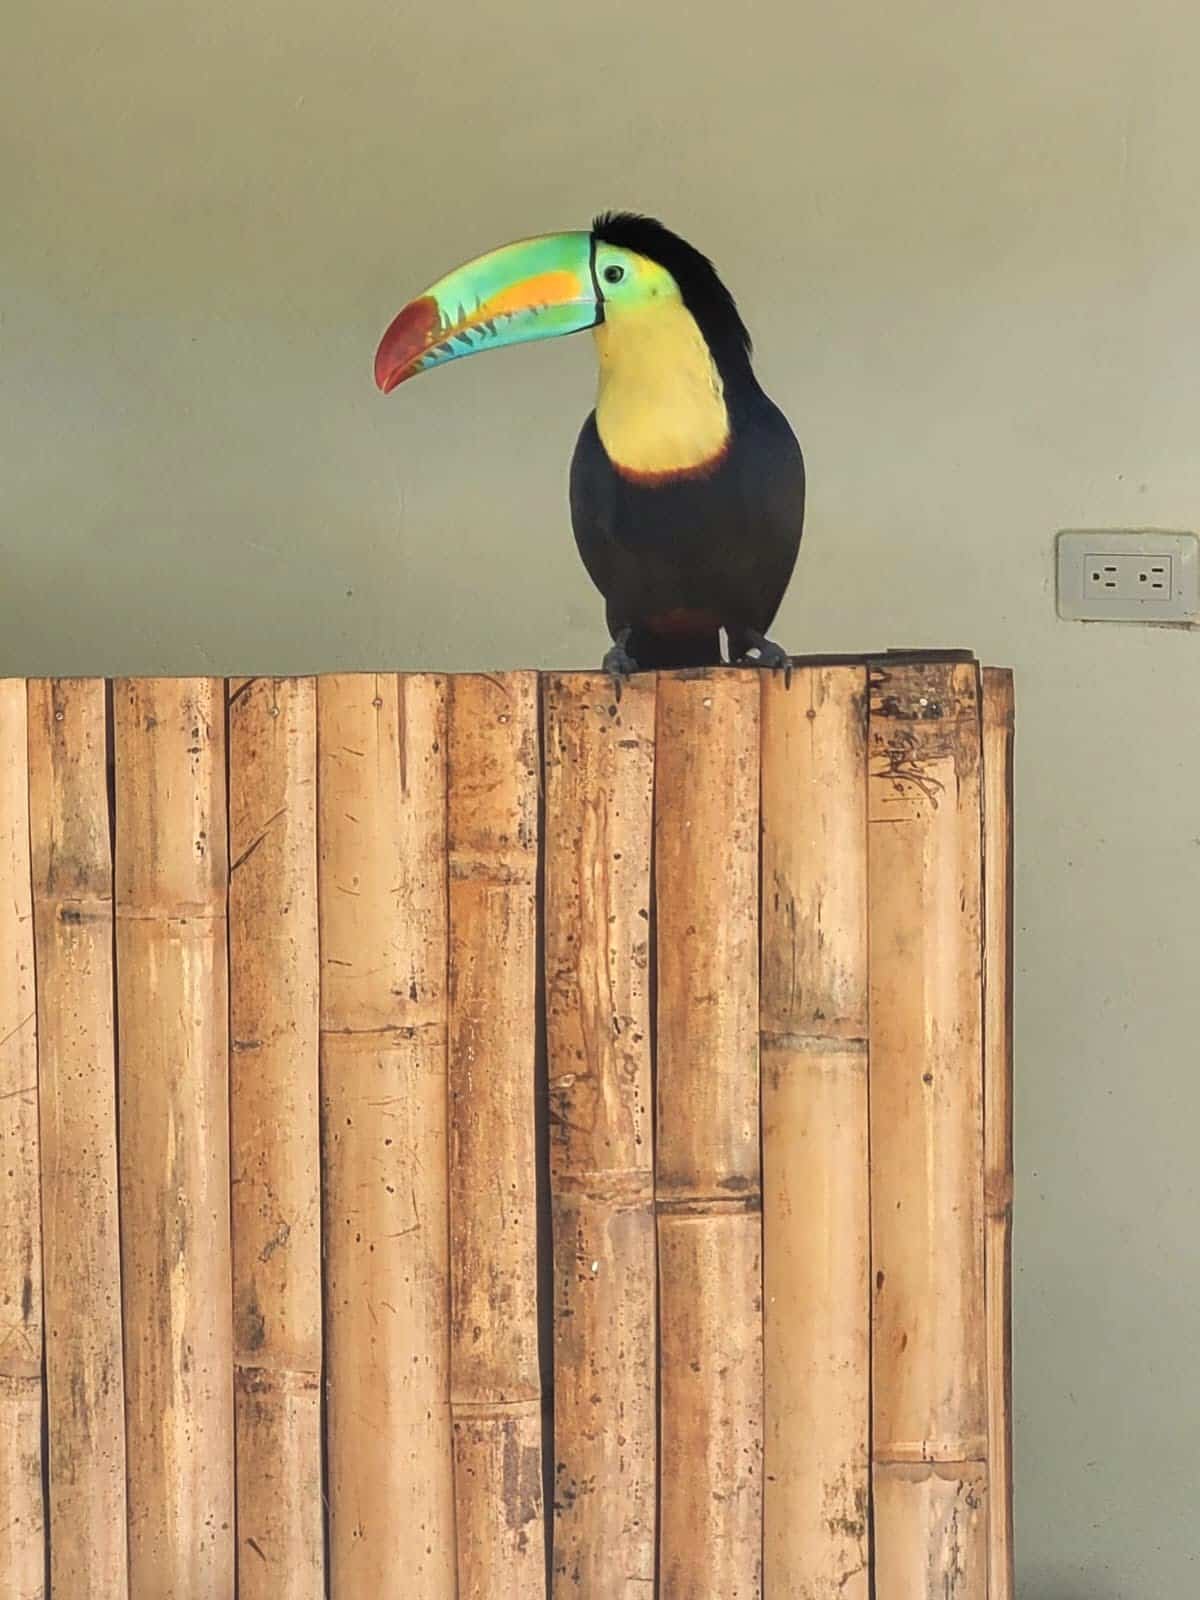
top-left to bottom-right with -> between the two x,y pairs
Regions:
569,213 -> 805,672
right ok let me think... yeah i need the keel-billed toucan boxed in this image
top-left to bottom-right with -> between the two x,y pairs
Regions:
374,213 -> 804,677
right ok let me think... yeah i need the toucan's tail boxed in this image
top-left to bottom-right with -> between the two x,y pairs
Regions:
628,629 -> 724,670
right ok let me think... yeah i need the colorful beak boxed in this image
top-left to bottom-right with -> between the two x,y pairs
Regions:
374,231 -> 598,393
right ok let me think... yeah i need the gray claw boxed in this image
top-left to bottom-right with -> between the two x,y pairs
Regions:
732,630 -> 793,687
602,632 -> 638,699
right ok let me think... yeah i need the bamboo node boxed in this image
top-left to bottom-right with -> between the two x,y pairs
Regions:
655,1195 -> 762,1219
448,854 -> 536,885
234,1363 -> 321,1395
760,1030 -> 868,1056
448,1396 -> 542,1422
874,1442 -> 989,1466
548,1169 -> 653,1206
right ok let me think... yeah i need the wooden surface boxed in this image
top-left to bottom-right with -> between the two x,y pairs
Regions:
318,673 -> 456,1597
0,657 -> 1014,1598
655,672 -> 763,1599
543,673 -> 657,1595
761,666 -> 870,1599
28,679 -> 128,1600
114,677 -> 235,1598
229,677 -> 323,1599
447,672 -> 546,1598
0,679 -> 45,1599
982,669 -> 1016,1600
868,661 -> 987,1600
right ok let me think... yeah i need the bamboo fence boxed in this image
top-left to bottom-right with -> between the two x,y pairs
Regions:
0,655 -> 1013,1600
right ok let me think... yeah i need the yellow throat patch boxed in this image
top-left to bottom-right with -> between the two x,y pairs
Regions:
593,299 -> 730,481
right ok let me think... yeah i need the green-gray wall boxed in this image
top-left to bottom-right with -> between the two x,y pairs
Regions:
5,2 -> 1197,1591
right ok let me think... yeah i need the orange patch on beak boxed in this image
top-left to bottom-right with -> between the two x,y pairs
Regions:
478,269 -> 586,320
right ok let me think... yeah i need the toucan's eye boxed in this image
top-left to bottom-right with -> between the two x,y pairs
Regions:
602,264 -> 625,284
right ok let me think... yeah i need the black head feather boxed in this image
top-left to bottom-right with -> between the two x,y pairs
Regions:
591,211 -> 754,379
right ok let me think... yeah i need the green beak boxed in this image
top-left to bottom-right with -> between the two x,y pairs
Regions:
374,231 -> 598,393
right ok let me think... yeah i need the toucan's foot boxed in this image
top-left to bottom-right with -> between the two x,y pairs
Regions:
731,629 -> 793,687
602,631 -> 639,699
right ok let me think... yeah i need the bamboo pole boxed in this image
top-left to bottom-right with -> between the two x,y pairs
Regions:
114,677 -> 234,1598
0,679 -> 46,1598
542,672 -> 656,1595
982,668 -> 1015,1600
318,673 -> 456,1597
868,660 -> 987,1600
446,672 -> 544,1597
873,1462 -> 988,1594
229,677 -> 322,1599
760,666 -> 870,1599
655,670 -> 762,1600
27,679 -> 127,1598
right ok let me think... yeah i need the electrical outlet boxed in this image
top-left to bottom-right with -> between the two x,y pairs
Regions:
1086,553 -> 1171,600
1056,530 -> 1199,623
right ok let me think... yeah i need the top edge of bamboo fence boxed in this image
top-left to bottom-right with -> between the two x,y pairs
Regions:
12,653 -> 993,690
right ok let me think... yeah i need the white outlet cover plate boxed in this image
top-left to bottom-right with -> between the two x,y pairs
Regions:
1056,529 -> 1199,623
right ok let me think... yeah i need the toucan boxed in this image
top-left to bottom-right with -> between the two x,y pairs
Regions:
374,212 -> 805,678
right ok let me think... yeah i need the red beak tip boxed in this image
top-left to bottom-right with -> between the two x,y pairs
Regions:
374,296 -> 441,396
373,349 -> 399,393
